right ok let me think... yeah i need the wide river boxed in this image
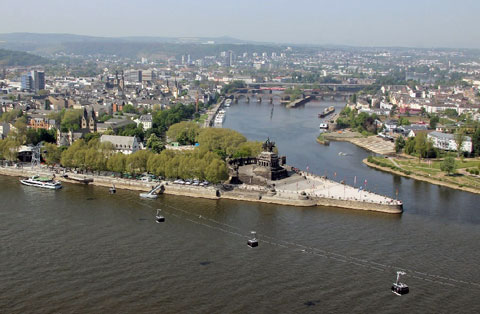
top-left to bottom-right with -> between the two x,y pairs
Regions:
1,98 -> 479,313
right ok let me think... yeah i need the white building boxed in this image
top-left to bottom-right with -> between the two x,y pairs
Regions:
384,120 -> 398,132
100,135 -> 140,155
427,131 -> 472,153
380,101 -> 394,110
135,114 -> 153,131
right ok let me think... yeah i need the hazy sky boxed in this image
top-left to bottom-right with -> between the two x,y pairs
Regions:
2,0 -> 479,48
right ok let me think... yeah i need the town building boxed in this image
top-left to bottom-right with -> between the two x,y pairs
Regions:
427,131 -> 473,153
28,115 -> 57,130
100,135 -> 140,154
81,106 -> 97,133
21,74 -> 33,91
135,114 -> 153,131
21,70 -> 45,92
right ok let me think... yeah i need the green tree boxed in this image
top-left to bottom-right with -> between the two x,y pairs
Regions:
197,128 -> 247,158
166,121 -> 200,145
232,141 -> 263,158
42,143 -> 62,165
107,153 -> 127,173
47,109 -> 65,123
221,80 -> 246,94
404,136 -> 416,155
146,133 -> 164,153
1,139 -> 19,161
429,115 -> 439,129
61,109 -> 82,132
126,150 -> 151,175
444,109 -> 458,118
454,131 -> 466,157
395,136 -> 405,153
122,104 -> 137,114
60,139 -> 87,168
0,109 -> 23,123
398,117 -> 411,126
440,156 -> 456,175
414,133 -> 428,159
7,117 -> 28,144
205,159 -> 228,183
84,132 -> 101,143
472,128 -> 480,157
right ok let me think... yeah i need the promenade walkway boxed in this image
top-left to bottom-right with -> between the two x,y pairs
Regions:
275,172 -> 400,205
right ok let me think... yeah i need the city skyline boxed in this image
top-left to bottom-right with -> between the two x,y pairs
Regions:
1,0 -> 479,49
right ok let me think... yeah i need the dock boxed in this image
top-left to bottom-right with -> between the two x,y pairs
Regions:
203,97 -> 225,127
286,96 -> 312,108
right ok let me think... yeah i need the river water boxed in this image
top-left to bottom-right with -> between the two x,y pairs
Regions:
1,98 -> 479,313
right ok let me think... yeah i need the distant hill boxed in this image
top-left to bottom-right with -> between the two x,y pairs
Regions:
0,48 -> 50,66
0,32 -> 252,45
0,32 -> 284,59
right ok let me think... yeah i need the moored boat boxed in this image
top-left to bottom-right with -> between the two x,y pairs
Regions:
319,122 -> 329,129
20,175 -> 62,190
318,106 -> 335,118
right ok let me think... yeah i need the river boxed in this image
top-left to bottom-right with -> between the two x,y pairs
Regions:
0,98 -> 479,313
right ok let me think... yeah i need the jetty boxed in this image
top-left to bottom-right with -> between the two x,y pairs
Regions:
204,97 -> 225,127
286,96 -> 312,108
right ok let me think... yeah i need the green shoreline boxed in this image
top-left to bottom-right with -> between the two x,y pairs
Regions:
363,158 -> 480,195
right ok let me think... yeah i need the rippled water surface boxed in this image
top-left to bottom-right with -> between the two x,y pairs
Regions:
1,99 -> 479,313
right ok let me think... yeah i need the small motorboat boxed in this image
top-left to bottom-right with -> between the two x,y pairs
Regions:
247,231 -> 258,247
155,209 -> 165,223
391,271 -> 409,296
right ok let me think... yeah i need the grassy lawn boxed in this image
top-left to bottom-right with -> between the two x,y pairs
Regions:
370,156 -> 480,190
195,113 -> 208,124
397,158 -> 480,171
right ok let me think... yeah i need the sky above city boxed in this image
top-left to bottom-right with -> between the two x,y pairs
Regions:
2,0 -> 479,48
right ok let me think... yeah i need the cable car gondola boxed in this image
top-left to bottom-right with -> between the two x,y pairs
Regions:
391,271 -> 409,296
155,209 -> 165,223
247,231 -> 258,247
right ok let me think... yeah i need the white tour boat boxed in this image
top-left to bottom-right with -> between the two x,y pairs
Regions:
20,175 -> 62,190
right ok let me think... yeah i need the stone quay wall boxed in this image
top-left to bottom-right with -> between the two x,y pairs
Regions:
1,166 -> 401,214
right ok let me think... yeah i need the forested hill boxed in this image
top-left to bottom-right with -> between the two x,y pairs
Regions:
0,49 -> 50,66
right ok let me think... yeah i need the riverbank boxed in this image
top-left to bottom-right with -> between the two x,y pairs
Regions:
363,158 -> 480,195
319,131 -> 395,155
0,165 -> 402,214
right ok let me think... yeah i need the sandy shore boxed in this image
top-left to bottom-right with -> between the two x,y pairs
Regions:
363,158 -> 480,195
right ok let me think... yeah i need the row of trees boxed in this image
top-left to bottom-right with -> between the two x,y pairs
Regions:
165,123 -> 264,159
37,126 -> 265,183
395,133 -> 440,159
53,138 -> 229,183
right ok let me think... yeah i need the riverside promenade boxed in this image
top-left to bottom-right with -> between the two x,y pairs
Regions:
1,164 -> 402,214
274,172 -> 401,207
